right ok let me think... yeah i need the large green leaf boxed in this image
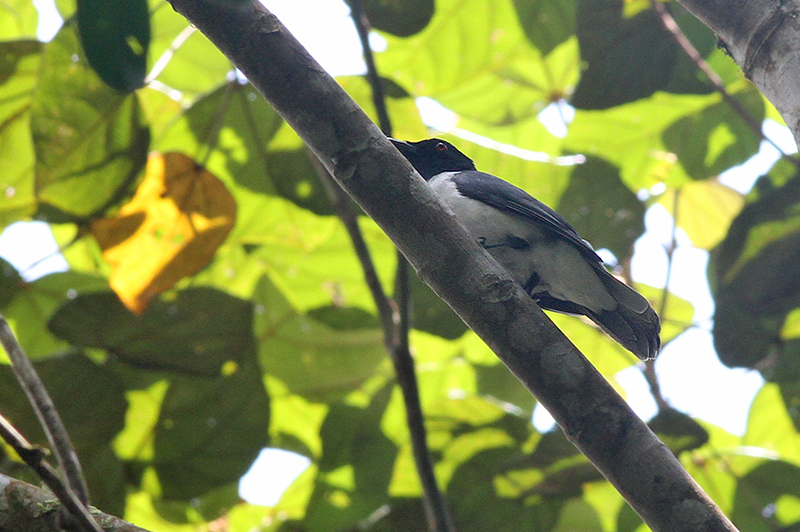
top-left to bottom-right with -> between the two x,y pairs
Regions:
0,40 -> 41,229
254,275 -> 386,402
744,383 -> 800,470
303,383 -> 397,531
712,173 -> 800,369
378,0 -> 579,125
512,0 -> 575,56
156,81 -> 336,217
663,84 -> 764,180
572,0 -> 712,110
557,155 -> 645,261
448,446 -> 565,532
659,180 -> 744,250
31,23 -> 150,217
353,0 -> 434,37
732,460 -> 800,532
0,0 -> 39,39
1,271 -> 108,360
48,287 -> 255,376
153,365 -> 270,500
77,0 -> 150,92
566,92 -> 723,191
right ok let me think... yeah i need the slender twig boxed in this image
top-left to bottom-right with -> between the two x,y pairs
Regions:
349,0 -> 392,134
348,2 -> 455,530
311,155 -> 396,339
644,189 -> 684,412
650,0 -> 800,169
0,314 -> 90,504
0,414 -> 102,532
145,24 -> 196,84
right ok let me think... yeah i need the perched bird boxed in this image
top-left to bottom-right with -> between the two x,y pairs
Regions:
390,138 -> 660,360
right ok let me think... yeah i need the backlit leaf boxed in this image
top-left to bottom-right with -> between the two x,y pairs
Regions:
0,40 -> 42,229
31,24 -> 149,217
660,180 -> 744,250
91,152 -> 236,313
77,0 -> 150,92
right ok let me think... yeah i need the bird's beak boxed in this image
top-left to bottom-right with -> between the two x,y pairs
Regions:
388,138 -> 411,155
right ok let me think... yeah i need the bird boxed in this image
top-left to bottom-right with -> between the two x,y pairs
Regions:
390,137 -> 661,360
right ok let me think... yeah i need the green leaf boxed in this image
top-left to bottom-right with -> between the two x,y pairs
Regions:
77,0 -> 150,92
712,174 -> 800,368
743,383 -> 800,467
157,82 -> 336,216
48,287 -> 255,376
557,156 -> 645,260
410,271 -> 468,339
355,0 -> 434,37
153,366 -> 270,500
254,276 -> 386,402
147,2 -> 231,97
378,0 -> 579,125
648,407 -> 709,455
31,23 -> 150,217
337,75 -> 428,140
732,461 -> 800,532
663,84 -> 764,180
0,40 -> 42,229
572,0 -> 710,109
512,0 -> 575,56
0,258 -> 22,309
0,0 -> 39,39
0,352 -> 127,450
566,92 -> 721,190
304,384 -> 397,531
448,446 -> 565,532
552,498 -> 604,532
1,271 -> 108,360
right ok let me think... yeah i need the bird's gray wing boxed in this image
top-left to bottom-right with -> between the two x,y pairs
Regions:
452,171 -> 604,264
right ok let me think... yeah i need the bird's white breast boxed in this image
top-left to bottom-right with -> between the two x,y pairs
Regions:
428,172 -> 616,313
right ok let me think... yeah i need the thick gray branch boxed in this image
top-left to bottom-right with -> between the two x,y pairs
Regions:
0,473 -> 149,532
164,1 -> 737,530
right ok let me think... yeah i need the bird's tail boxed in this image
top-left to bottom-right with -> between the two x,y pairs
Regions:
585,270 -> 661,360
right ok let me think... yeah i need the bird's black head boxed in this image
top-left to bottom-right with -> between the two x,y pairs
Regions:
390,138 -> 476,180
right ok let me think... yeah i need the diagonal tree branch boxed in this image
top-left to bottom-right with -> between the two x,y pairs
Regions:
164,1 -> 738,529
0,314 -> 90,505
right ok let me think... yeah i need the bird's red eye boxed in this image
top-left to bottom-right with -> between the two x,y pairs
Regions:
436,142 -> 448,152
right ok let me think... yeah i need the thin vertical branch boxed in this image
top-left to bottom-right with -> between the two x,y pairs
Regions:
0,314 -> 89,505
644,189 -> 684,412
318,2 -> 456,530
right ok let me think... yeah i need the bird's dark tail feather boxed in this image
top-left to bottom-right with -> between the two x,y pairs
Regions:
586,272 -> 661,360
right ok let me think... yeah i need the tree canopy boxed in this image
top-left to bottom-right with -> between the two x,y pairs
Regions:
1,0 -> 799,531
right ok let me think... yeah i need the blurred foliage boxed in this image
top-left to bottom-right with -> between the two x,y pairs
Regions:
0,0 -> 798,530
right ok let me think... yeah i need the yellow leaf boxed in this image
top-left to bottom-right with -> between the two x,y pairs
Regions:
92,152 -> 236,313
660,180 -> 744,250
